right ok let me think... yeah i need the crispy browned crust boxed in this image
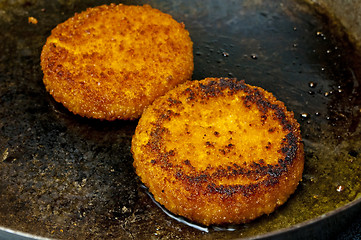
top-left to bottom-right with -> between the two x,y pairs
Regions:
132,78 -> 304,226
41,4 -> 193,120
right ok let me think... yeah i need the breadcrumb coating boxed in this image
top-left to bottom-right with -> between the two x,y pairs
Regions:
41,4 -> 193,120
132,78 -> 304,226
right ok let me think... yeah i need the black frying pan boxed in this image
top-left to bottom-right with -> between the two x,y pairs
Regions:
1,0 -> 361,239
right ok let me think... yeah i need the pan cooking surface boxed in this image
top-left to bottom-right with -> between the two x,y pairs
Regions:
1,0 -> 361,239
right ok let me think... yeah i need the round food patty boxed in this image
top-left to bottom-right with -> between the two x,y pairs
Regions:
132,78 -> 304,226
41,4 -> 193,120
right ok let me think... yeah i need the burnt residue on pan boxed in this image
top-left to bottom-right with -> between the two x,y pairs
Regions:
1,0 -> 361,239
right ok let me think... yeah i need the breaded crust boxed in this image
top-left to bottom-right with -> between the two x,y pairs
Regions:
132,78 -> 304,226
41,4 -> 193,120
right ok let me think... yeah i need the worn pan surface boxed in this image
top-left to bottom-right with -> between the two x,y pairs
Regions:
1,0 -> 361,239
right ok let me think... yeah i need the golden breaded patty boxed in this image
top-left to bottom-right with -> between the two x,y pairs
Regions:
132,78 -> 304,226
41,4 -> 193,120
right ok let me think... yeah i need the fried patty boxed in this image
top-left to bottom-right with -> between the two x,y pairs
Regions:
41,4 -> 193,120
132,78 -> 304,226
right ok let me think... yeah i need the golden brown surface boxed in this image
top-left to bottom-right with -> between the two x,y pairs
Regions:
132,78 -> 304,226
41,4 -> 193,120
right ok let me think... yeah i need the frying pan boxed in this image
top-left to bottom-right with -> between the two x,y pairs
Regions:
1,0 -> 361,239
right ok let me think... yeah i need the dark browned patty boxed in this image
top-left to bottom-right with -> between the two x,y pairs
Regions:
132,77 -> 304,226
